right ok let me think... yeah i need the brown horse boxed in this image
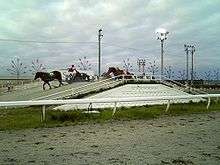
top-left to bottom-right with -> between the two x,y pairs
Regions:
34,71 -> 64,90
105,67 -> 133,79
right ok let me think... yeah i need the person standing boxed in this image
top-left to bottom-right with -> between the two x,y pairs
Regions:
6,81 -> 11,92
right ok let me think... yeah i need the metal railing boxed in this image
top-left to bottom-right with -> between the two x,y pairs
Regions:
1,94 -> 219,121
158,76 -> 208,95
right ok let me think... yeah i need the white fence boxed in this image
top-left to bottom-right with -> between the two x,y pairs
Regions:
0,94 -> 219,121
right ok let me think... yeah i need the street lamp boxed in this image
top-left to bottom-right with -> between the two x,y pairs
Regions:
98,29 -> 103,78
156,28 -> 169,79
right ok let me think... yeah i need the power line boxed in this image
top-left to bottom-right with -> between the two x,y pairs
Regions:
1,38 -> 207,57
102,42 -> 151,53
0,38 -> 153,53
0,38 -> 98,44
1,38 -> 220,46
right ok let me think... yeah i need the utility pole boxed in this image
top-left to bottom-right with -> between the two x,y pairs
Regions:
98,29 -> 103,78
184,44 -> 195,86
190,45 -> 195,86
161,39 -> 164,77
184,44 -> 190,83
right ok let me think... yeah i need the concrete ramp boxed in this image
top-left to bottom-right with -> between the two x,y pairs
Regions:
0,78 -> 122,101
55,84 -> 202,110
0,81 -> 89,101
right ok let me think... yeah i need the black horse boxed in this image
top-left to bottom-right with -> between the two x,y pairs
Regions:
74,71 -> 90,81
34,71 -> 64,90
66,69 -> 90,83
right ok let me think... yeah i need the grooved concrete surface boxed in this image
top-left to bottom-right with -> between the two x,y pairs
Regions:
55,84 -> 201,110
0,81 -> 88,101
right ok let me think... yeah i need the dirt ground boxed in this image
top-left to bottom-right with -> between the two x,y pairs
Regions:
0,111 -> 220,165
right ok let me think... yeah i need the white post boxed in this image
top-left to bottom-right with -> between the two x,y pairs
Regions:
165,100 -> 170,112
41,105 -> 46,122
207,97 -> 211,110
88,102 -> 92,112
112,102 -> 117,116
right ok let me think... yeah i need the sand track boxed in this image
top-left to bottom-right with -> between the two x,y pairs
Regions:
0,112 -> 220,164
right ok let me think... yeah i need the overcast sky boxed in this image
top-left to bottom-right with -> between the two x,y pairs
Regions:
0,0 -> 219,77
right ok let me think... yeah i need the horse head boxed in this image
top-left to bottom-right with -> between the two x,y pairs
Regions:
106,67 -> 117,75
34,72 -> 41,80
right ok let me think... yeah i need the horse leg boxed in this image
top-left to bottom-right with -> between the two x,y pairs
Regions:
87,76 -> 90,82
47,82 -> 52,89
43,82 -> 46,90
59,80 -> 63,86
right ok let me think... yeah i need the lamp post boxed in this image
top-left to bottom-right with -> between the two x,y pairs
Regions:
98,29 -> 103,78
156,28 -> 169,79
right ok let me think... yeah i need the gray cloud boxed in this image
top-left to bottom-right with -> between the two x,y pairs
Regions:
0,0 -> 219,76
